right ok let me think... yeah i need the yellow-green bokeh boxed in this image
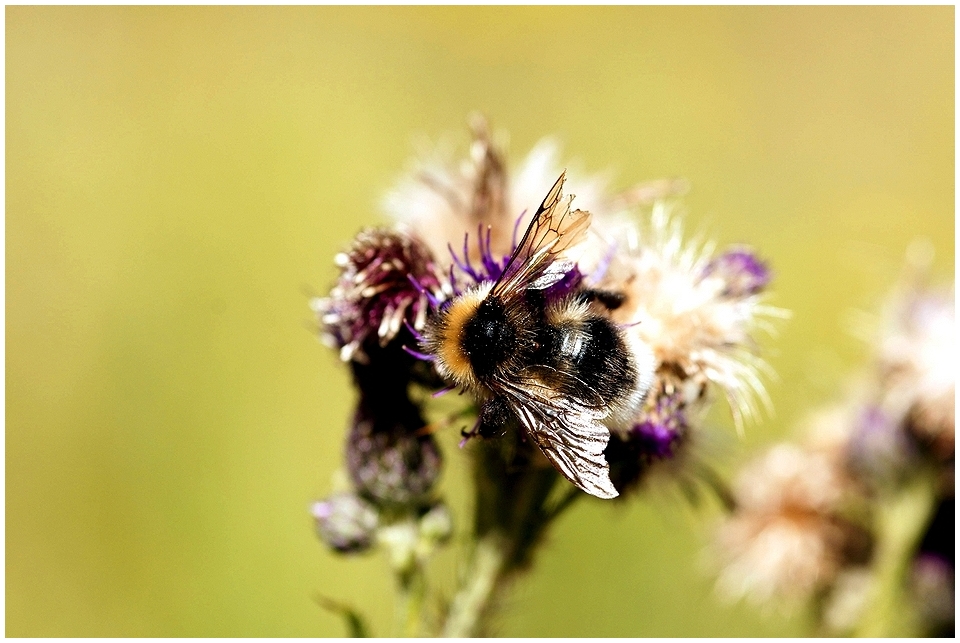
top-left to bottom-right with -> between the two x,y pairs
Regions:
7,6 -> 953,637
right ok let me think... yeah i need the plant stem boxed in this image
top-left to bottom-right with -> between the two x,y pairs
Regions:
853,468 -> 937,637
442,534 -> 508,637
394,563 -> 426,637
441,436 -> 579,636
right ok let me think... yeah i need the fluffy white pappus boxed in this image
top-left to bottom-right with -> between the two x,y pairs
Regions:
715,512 -> 844,609
381,118 -> 632,276
733,443 -> 849,515
600,201 -> 787,433
713,443 -> 859,608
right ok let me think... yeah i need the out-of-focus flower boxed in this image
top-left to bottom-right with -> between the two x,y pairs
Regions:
875,285 -> 956,461
313,493 -> 380,553
854,276 -> 956,492
313,227 -> 446,363
847,405 -> 918,487
712,258 -> 953,634
876,286 -> 955,407
821,567 -> 873,634
713,444 -> 870,607
419,501 -> 454,545
911,553 -> 955,630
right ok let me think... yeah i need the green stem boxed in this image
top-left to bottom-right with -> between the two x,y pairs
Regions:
853,469 -> 937,637
441,435 -> 578,636
442,534 -> 508,637
394,563 -> 426,637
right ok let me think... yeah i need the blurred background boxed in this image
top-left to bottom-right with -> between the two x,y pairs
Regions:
7,6 -> 953,637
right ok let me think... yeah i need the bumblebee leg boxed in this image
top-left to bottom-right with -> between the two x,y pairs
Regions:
458,417 -> 484,448
478,397 -> 516,438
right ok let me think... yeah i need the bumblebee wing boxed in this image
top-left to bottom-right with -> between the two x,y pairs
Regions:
491,172 -> 591,298
500,380 -> 619,499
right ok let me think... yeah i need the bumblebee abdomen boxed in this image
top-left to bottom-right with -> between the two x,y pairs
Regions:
537,307 -> 638,410
577,317 -> 636,399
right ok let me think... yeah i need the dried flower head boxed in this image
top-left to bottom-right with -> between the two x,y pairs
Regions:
875,283 -> 956,459
711,256 -> 953,631
601,203 -> 784,434
313,227 -> 445,363
714,443 -> 870,607
382,115 -> 681,278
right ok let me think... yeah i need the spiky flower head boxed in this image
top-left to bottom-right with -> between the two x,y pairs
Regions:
313,227 -> 445,363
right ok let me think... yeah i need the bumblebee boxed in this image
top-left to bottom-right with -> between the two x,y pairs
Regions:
422,173 -> 654,498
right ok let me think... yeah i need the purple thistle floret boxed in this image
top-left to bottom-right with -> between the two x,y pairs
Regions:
631,391 -> 687,460
604,390 -> 689,494
447,223 -> 513,288
543,265 -> 584,301
447,215 -> 583,305
704,248 -> 770,298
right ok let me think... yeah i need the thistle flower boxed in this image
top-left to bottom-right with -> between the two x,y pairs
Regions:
599,202 -> 782,493
605,376 -> 697,492
711,256 -> 954,635
313,227 -> 445,363
382,115 -> 685,279
312,117 -> 784,636
713,443 -> 870,607
846,404 -> 919,487
703,248 -> 771,298
601,203 -> 783,434
875,283 -> 956,461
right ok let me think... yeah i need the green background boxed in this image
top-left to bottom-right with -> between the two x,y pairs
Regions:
7,6 -> 953,637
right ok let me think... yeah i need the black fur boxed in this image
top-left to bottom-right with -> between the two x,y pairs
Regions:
461,298 -> 518,380
532,311 -> 635,409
